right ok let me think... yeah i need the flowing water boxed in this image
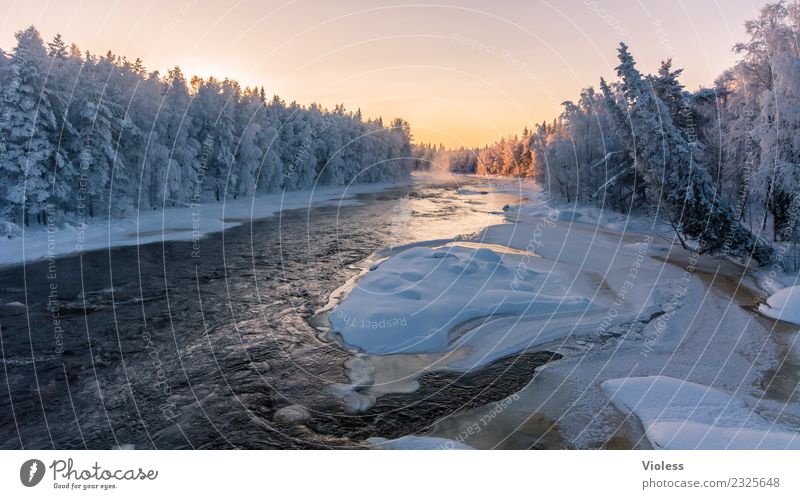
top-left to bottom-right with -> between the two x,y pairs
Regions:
0,176 -> 550,449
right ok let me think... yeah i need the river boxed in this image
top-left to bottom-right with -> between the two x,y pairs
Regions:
0,175 -> 547,449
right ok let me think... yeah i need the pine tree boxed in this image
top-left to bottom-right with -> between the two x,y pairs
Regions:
46,33 -> 68,59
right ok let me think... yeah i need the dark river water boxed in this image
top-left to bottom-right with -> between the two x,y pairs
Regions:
0,176 -> 546,449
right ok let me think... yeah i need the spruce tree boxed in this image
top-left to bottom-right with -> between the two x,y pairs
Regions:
611,43 -> 773,263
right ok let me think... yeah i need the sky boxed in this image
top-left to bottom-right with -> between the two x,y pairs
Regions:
1,0 -> 771,147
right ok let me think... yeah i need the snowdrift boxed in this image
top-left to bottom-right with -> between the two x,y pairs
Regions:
602,376 -> 800,450
330,244 -> 593,354
758,285 -> 800,326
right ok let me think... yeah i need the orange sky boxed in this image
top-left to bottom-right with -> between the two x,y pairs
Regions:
1,0 -> 768,147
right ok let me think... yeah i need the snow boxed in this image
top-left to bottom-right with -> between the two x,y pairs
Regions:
455,188 -> 487,196
366,436 -> 473,450
507,198 -> 663,235
272,405 -> 312,425
328,175 -> 800,448
602,376 -> 800,450
0,181 -> 403,267
330,243 -> 594,354
758,286 -> 800,326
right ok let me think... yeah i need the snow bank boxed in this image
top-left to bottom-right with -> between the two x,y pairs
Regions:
272,405 -> 312,425
0,181 -> 402,267
506,199 -> 661,234
366,436 -> 473,450
602,376 -> 800,450
758,286 -> 800,326
330,244 -> 593,354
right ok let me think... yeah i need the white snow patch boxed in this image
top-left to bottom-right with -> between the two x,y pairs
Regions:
758,285 -> 800,326
366,436 -> 473,450
111,444 -> 136,450
602,376 -> 800,450
1,301 -> 26,309
272,405 -> 312,425
330,244 -> 594,354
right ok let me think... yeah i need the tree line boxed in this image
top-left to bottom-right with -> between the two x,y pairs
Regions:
0,27 -> 413,236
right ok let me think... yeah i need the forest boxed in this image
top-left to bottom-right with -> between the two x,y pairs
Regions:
425,1 -> 800,269
0,27 -> 413,236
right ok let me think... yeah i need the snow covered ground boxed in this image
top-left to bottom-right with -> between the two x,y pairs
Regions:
366,436 -> 473,450
328,178 -> 800,449
330,244 -> 595,355
602,376 -> 800,449
759,285 -> 800,326
0,180 -> 406,267
454,202 -> 800,449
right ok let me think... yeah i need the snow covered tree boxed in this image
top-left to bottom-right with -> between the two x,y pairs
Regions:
0,27 -> 65,227
757,52 -> 800,241
423,3 -> 800,267
611,42 -> 773,263
147,67 -> 198,207
0,26 -> 412,235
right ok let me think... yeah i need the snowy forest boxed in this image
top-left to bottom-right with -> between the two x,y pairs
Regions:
438,1 -> 800,269
0,27 -> 413,236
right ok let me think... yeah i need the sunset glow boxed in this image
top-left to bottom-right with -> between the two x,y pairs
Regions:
1,0 -> 763,146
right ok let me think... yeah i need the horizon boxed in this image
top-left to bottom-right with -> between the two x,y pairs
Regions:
1,0 -> 768,147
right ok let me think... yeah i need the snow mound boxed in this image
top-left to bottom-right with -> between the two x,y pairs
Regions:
366,436 -> 473,450
272,405 -> 312,425
0,301 -> 27,315
602,376 -> 800,450
758,286 -> 800,325
330,244 -> 593,354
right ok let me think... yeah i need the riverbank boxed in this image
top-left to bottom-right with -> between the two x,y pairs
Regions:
0,179 -> 411,268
